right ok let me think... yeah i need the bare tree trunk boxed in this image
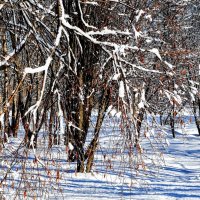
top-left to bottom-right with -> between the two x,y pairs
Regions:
135,110 -> 144,145
170,103 -> 176,138
11,76 -> 20,138
2,31 -> 10,142
48,101 -> 55,148
18,86 -> 37,148
193,101 -> 200,136
0,122 -> 3,151
85,87 -> 110,172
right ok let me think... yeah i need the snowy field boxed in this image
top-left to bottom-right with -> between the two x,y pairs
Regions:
0,115 -> 200,200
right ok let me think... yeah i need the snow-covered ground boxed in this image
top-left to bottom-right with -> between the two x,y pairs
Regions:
0,116 -> 200,200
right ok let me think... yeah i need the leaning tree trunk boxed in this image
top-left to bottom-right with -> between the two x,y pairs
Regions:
85,87 -> 110,172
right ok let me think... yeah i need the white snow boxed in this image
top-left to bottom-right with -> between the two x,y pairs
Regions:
24,57 -> 52,74
0,114 -> 200,199
0,113 -> 4,125
83,2 -> 99,6
133,25 -> 142,41
164,61 -> 174,69
145,14 -> 152,22
165,138 -> 170,146
112,73 -> 121,80
138,101 -> 144,109
115,111 -> 121,118
119,81 -> 125,98
68,142 -> 74,151
0,3 -> 5,10
87,27 -> 131,36
136,10 -> 145,22
106,105 -> 113,114
110,109 -> 117,117
149,48 -> 162,60
199,64 -> 200,75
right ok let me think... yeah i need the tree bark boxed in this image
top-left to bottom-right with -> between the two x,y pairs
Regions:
85,87 -> 110,172
2,30 -> 10,142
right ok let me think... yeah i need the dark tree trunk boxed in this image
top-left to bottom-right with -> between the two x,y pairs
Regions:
135,110 -> 144,145
85,87 -> 110,172
170,114 -> 175,138
193,101 -> 200,136
2,30 -> 10,142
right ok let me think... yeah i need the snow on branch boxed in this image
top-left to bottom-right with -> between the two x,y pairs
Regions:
0,32 -> 31,70
58,0 -> 134,49
136,10 -> 145,22
148,48 -> 162,61
81,1 -> 99,6
27,0 -> 56,16
77,0 -> 97,29
58,0 -> 166,77
0,3 -> 5,10
24,57 -> 52,74
119,58 -> 162,74
87,27 -> 132,36
24,25 -> 63,117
